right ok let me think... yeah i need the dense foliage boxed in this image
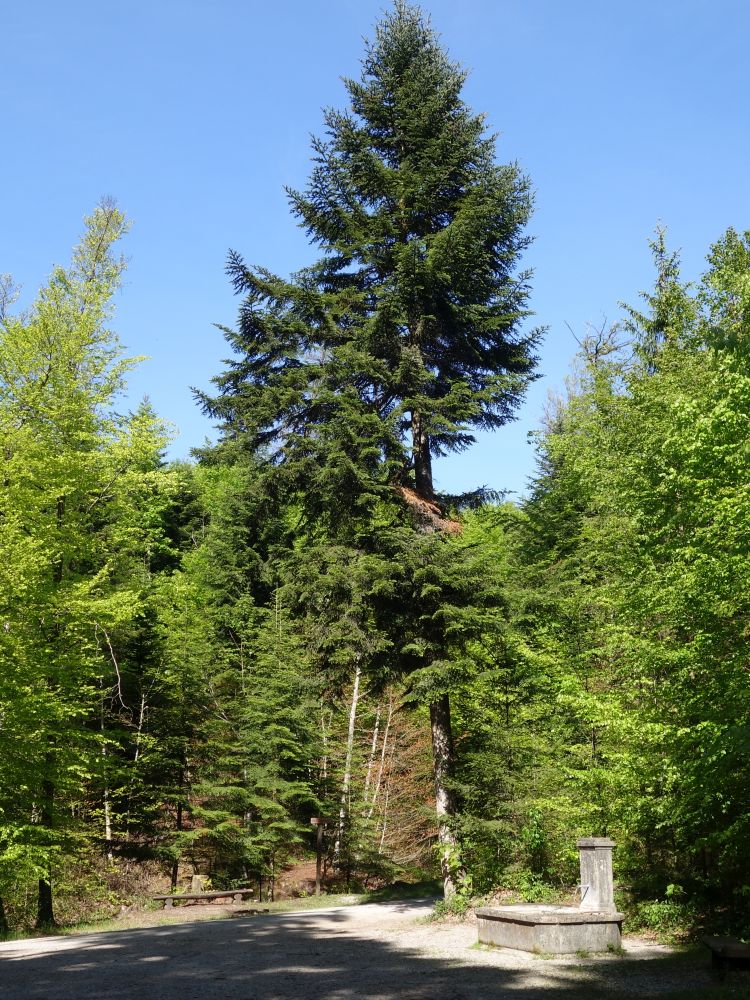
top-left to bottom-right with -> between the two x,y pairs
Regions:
501,231 -> 750,929
197,0 -> 537,896
0,3 -> 748,941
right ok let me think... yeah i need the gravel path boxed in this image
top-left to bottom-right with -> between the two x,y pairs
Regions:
0,900 -> 728,999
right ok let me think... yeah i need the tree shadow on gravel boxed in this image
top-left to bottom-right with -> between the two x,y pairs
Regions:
0,903 -> 745,1000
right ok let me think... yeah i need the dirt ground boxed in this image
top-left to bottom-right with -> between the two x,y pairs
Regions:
0,899 -> 745,999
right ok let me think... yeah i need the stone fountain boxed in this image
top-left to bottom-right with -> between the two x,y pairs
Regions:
475,837 -> 624,954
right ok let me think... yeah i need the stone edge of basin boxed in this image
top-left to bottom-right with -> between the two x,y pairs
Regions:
474,907 -> 625,925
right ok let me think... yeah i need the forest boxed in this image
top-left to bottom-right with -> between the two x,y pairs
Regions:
1,2 -> 748,939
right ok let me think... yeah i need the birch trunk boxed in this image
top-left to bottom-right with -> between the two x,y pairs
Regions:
363,705 -> 381,807
125,691 -> 148,841
100,679 -> 113,862
333,662 -> 361,869
430,694 -> 460,897
367,696 -> 393,819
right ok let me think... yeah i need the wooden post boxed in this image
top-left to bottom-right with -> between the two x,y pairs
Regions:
312,819 -> 324,895
311,817 -> 334,896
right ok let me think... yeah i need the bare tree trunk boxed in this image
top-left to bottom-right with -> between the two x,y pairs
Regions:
378,776 -> 391,854
314,821 -> 325,896
36,877 -> 54,930
367,695 -> 393,819
320,707 -> 332,791
411,411 -> 434,498
0,897 -> 8,935
35,778 -> 56,929
100,679 -> 113,862
170,761 -> 185,891
125,691 -> 148,841
363,705 -> 381,807
407,318 -> 433,500
334,661 -> 361,870
430,694 -> 460,897
377,734 -> 397,855
102,749 -> 113,862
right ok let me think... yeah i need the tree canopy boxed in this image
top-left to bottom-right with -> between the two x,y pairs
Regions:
201,0 -> 538,504
1,2 -> 749,944
198,0 -> 539,896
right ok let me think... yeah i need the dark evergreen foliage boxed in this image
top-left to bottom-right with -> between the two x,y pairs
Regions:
199,1 -> 539,507
195,3 -> 540,898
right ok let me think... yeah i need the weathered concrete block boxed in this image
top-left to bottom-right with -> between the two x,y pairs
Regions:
577,837 -> 616,912
475,904 -> 624,954
475,836 -> 624,954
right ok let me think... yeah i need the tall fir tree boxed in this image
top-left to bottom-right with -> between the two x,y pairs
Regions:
200,2 -> 538,894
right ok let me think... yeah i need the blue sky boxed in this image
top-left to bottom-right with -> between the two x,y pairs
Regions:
3,1 -> 749,499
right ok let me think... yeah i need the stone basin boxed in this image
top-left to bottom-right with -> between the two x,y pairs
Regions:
476,838 -> 624,954
475,903 -> 624,954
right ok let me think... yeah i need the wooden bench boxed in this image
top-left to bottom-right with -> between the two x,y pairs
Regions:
153,888 -> 255,908
702,935 -> 750,978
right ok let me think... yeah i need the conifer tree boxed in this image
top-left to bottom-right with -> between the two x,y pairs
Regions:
200,2 -> 538,894
203,1 -> 537,503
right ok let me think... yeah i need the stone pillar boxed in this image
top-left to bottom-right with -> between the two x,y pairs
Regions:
577,837 -> 616,912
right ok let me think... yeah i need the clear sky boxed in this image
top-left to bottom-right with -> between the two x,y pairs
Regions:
3,1 -> 749,499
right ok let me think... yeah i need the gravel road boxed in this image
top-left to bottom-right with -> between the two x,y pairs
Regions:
0,900 -> 729,999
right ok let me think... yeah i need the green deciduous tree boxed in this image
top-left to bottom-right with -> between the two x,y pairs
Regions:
505,229 -> 750,930
0,202 -> 169,928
